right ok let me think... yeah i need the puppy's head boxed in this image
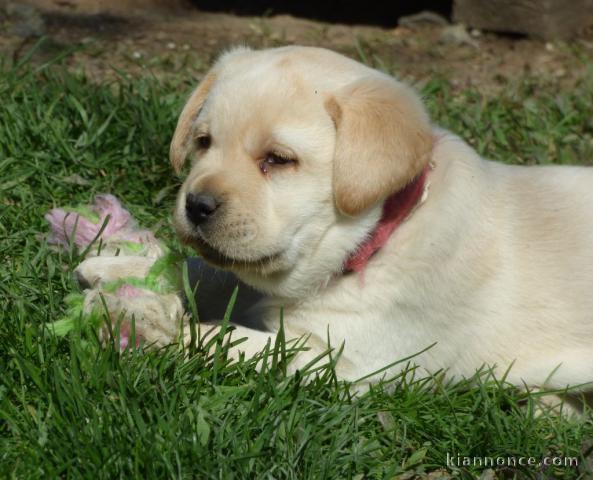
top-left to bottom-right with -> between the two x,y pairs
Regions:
171,46 -> 433,298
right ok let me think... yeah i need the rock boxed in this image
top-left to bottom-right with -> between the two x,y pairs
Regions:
376,410 -> 395,430
454,0 -> 593,40
3,1 -> 45,37
478,469 -> 497,480
427,469 -> 453,479
439,24 -> 479,49
398,10 -> 449,28
14,0 -> 187,17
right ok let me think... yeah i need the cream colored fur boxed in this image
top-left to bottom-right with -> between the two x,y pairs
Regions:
89,46 -> 593,403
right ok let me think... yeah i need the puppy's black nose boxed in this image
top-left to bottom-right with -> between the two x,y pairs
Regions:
185,192 -> 219,226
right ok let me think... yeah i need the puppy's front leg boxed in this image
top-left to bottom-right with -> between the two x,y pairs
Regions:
202,322 -> 335,377
94,293 -> 343,385
205,324 -> 276,361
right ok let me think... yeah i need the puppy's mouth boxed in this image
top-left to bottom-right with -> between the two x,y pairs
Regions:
183,232 -> 283,271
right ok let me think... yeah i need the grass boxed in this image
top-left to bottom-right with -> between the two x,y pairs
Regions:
1,47 -> 593,479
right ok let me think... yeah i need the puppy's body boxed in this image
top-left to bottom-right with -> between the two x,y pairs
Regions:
271,132 -> 593,387
108,45 -> 593,394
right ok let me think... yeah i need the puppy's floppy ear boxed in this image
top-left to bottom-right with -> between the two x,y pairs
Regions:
169,72 -> 217,173
325,75 -> 433,216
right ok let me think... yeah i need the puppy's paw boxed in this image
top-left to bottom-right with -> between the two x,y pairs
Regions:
83,285 -> 186,350
75,256 -> 157,289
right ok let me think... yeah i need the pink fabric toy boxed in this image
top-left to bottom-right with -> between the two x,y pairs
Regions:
45,194 -> 163,258
46,194 -> 184,350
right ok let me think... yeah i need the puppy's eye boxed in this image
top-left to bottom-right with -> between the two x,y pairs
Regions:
260,152 -> 297,174
265,153 -> 295,165
195,134 -> 211,150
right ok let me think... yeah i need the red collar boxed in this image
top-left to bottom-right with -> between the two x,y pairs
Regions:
343,165 -> 430,274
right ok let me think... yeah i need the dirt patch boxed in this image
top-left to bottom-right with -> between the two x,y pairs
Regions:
1,1 -> 592,92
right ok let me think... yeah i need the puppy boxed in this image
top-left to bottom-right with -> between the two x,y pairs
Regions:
133,46 -> 593,398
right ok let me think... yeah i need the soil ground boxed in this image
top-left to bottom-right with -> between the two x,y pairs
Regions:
1,1 -> 593,91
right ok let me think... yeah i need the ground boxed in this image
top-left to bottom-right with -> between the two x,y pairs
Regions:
2,1 -> 593,90
2,2 -> 593,479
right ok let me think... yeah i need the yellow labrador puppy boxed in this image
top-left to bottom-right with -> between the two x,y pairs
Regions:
94,46 -> 593,399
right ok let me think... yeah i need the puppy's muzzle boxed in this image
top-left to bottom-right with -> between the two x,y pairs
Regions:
185,192 -> 220,226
